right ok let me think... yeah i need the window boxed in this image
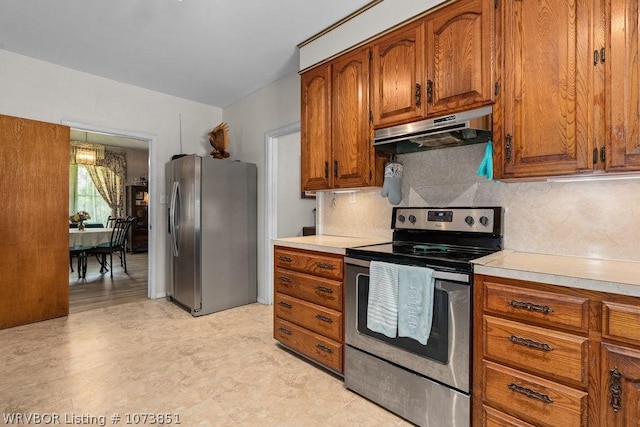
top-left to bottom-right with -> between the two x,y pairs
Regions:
69,164 -> 112,226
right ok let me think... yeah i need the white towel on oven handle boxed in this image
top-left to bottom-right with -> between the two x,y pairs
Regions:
367,261 -> 399,338
398,265 -> 435,345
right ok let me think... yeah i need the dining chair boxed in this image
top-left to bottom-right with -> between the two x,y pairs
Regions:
69,223 -> 105,276
87,216 -> 136,278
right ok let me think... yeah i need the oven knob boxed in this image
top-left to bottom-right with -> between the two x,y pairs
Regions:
480,216 -> 490,226
408,215 -> 417,224
465,215 -> 475,226
398,214 -> 406,223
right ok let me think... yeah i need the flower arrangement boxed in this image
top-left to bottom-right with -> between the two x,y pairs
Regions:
69,211 -> 91,223
70,211 -> 91,230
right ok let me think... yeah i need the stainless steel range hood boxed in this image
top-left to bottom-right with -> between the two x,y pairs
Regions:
373,105 -> 492,154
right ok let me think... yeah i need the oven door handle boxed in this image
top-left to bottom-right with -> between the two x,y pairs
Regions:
344,257 -> 469,283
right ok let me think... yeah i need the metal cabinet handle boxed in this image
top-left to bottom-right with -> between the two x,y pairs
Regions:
415,83 -> 422,107
505,134 -> 513,162
508,383 -> 553,404
593,148 -> 599,164
509,299 -> 553,314
278,301 -> 292,309
509,335 -> 553,352
316,262 -> 335,270
278,276 -> 293,284
334,160 -> 338,179
277,326 -> 292,335
278,255 -> 292,263
610,368 -> 622,412
594,49 -> 600,66
315,314 -> 333,323
315,285 -> 334,294
324,161 -> 329,179
426,80 -> 434,104
316,344 -> 333,354
600,146 -> 606,163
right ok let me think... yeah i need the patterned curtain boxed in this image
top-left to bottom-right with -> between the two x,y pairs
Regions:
84,150 -> 127,218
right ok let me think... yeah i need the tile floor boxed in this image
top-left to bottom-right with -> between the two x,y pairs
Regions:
0,300 -> 409,426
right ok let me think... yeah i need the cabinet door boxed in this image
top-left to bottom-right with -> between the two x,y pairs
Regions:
425,0 -> 494,115
606,0 -> 640,171
601,343 -> 640,426
301,63 -> 332,191
495,0 -> 593,178
371,22 -> 425,128
332,47 -> 373,188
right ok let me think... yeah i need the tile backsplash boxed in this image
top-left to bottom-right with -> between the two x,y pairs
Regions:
318,143 -> 640,262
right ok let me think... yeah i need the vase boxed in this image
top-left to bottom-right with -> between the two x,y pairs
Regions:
78,221 -> 85,231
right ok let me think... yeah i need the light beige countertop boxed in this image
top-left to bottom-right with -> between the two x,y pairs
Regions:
272,235 -> 390,255
473,250 -> 640,297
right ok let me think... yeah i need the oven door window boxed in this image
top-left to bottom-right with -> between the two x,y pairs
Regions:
355,272 -> 448,363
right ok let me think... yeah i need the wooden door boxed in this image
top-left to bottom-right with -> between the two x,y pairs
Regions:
0,115 -> 69,329
495,0 -> 593,178
425,0 -> 494,115
371,21 -> 425,128
331,47 -> 373,188
601,343 -> 640,426
301,63 -> 332,191
606,0 -> 640,171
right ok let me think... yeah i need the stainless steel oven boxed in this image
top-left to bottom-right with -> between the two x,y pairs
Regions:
344,207 -> 503,427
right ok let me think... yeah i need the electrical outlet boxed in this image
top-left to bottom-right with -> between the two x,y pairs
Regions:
349,192 -> 356,203
160,194 -> 167,204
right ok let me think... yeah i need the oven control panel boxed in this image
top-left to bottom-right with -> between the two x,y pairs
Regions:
393,207 -> 502,234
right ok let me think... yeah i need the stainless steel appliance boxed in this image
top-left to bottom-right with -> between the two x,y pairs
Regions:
166,155 -> 257,316
344,206 -> 503,427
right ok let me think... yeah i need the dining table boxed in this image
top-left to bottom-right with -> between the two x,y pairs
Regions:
69,228 -> 113,278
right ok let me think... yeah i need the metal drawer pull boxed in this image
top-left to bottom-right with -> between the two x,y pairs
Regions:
316,344 -> 333,354
610,368 -> 622,412
277,326 -> 292,335
509,335 -> 553,352
507,383 -> 553,404
278,255 -> 292,263
509,299 -> 554,314
315,314 -> 333,323
278,301 -> 292,309
315,285 -> 334,294
316,262 -> 335,270
278,276 -> 293,283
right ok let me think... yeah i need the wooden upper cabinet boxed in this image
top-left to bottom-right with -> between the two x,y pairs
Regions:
425,0 -> 494,115
301,63 -> 332,191
331,47 -> 374,188
606,0 -> 640,172
494,0 -> 594,179
371,22 -> 425,128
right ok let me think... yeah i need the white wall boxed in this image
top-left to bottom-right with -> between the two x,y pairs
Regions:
0,49 -> 222,297
319,143 -> 640,263
222,72 -> 301,303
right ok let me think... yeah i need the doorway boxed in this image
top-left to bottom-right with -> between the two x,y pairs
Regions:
263,123 -> 316,305
63,120 -> 157,307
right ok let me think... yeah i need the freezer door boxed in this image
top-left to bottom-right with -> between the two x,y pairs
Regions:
167,155 -> 201,312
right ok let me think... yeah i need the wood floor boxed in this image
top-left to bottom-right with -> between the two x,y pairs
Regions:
69,251 -> 148,314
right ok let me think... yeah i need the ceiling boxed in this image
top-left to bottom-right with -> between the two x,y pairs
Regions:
0,0 -> 371,109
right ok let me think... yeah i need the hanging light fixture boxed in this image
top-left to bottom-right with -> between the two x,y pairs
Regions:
70,133 -> 105,165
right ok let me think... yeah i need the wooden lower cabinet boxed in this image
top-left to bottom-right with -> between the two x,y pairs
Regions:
474,274 -> 640,426
273,246 -> 344,373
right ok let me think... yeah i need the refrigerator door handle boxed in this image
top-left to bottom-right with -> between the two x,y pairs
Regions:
170,181 -> 180,256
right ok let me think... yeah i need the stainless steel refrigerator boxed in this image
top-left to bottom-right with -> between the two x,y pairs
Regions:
166,155 -> 257,316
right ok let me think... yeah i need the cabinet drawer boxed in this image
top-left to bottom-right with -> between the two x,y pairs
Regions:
274,247 -> 343,280
483,405 -> 535,427
273,317 -> 342,373
483,280 -> 589,333
274,268 -> 342,310
274,293 -> 342,342
482,361 -> 587,427
602,300 -> 640,346
483,316 -> 588,388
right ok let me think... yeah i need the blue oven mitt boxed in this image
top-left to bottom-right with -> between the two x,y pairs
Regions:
381,162 -> 403,205
476,140 -> 493,180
